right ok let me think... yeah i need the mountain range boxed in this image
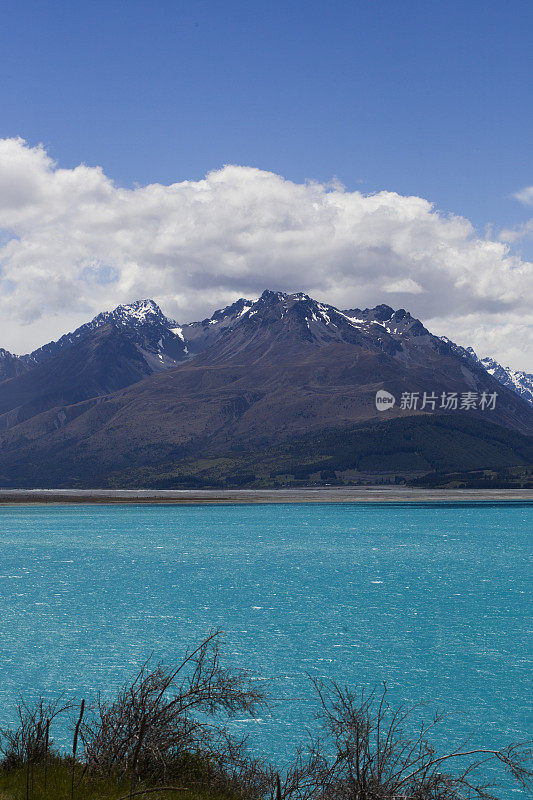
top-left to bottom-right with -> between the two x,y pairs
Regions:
440,338 -> 533,407
0,291 -> 532,488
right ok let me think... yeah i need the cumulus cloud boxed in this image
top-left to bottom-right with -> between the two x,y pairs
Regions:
499,186 -> 533,245
382,278 -> 424,294
0,137 -> 531,370
513,186 -> 533,206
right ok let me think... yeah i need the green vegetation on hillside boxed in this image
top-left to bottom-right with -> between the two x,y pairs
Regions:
410,464 -> 533,489
105,414 -> 533,489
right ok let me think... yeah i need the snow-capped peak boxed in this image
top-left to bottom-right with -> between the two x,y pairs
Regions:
93,298 -> 172,327
440,336 -> 533,407
210,297 -> 256,322
480,357 -> 533,406
117,298 -> 162,319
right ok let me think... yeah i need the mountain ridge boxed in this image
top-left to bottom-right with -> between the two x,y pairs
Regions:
0,290 -> 531,488
2,292 -> 530,407
440,337 -> 533,408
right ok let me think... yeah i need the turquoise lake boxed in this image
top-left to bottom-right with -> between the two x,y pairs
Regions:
0,502 -> 531,794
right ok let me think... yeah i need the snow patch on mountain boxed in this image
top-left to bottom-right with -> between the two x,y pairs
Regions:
91,298 -> 175,328
480,357 -> 533,407
440,337 -> 533,407
2,291 -> 532,412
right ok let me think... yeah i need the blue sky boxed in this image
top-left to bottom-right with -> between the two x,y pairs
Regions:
0,0 -> 532,368
1,0 -> 531,235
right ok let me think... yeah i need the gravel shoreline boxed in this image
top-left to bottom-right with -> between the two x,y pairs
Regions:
0,487 -> 532,504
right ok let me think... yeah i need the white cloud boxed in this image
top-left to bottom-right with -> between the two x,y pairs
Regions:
382,278 -> 424,294
428,313 -> 533,375
499,186 -> 533,245
499,218 -> 533,244
513,186 -> 533,206
0,137 -> 531,370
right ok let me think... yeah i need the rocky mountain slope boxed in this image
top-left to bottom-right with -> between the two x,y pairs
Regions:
0,299 -> 186,382
440,338 -> 533,408
478,357 -> 533,406
0,291 -> 531,487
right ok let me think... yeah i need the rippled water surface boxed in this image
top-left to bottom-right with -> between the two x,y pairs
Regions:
0,502 -> 531,793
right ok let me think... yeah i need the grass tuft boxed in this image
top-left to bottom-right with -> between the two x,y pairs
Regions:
0,757 -> 221,800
